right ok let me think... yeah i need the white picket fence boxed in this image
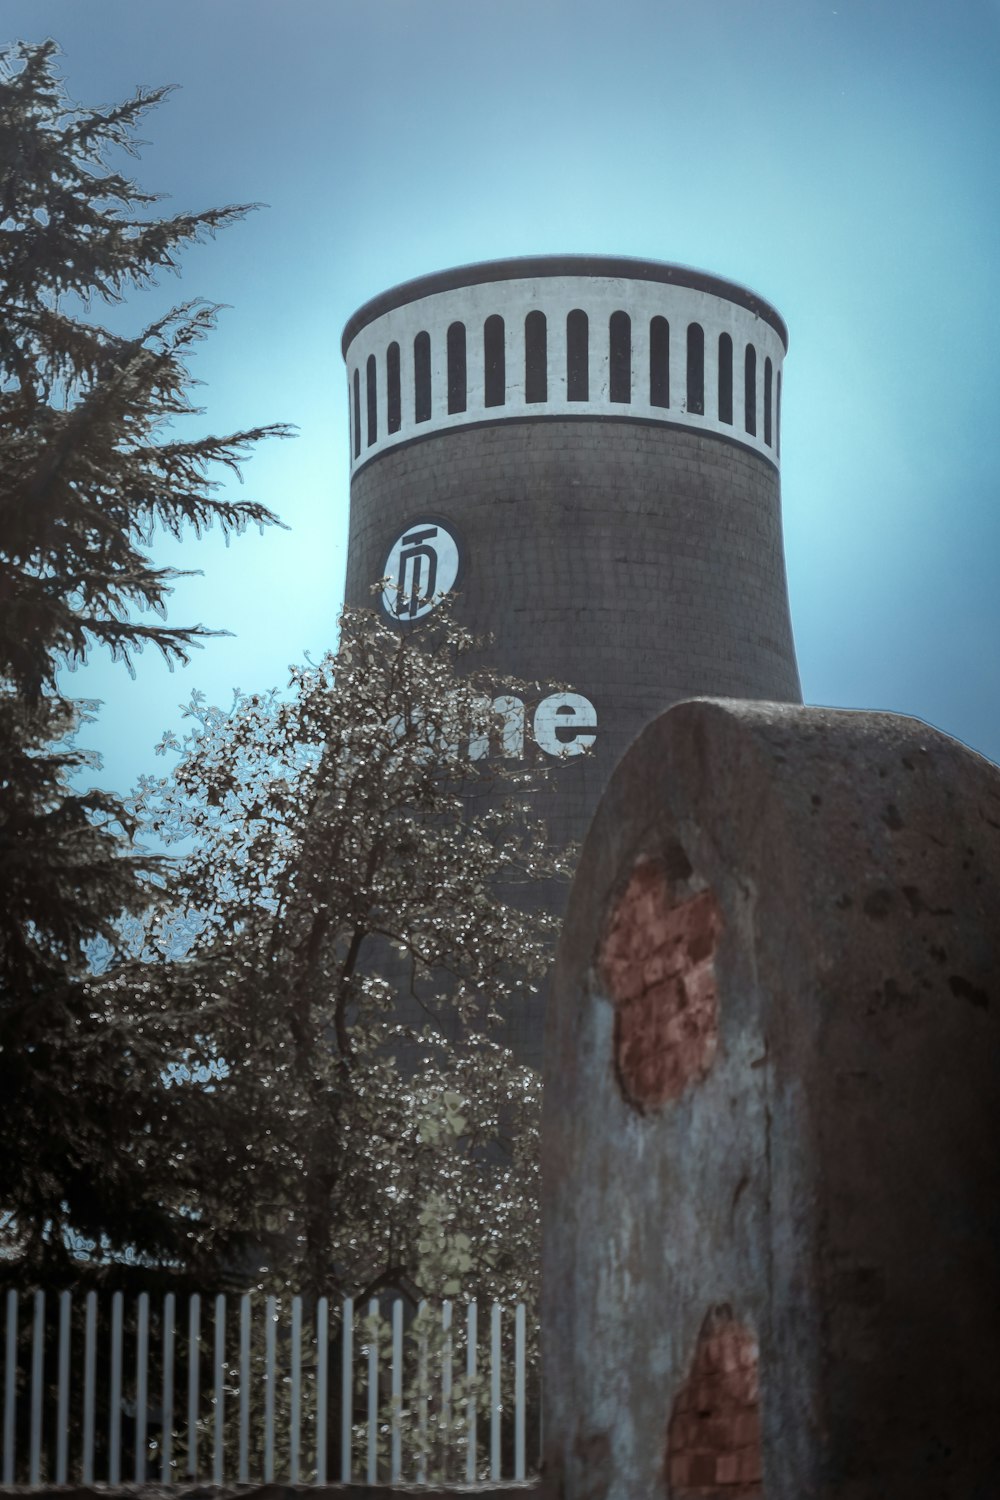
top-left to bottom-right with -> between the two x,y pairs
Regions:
1,1288 -> 537,1488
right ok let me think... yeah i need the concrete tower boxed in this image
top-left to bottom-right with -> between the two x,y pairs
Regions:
341,255 -> 800,1067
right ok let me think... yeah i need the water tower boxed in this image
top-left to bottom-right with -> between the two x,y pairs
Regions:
341,255 -> 800,1067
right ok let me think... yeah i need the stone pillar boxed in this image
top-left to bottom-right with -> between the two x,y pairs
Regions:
542,698 -> 1000,1499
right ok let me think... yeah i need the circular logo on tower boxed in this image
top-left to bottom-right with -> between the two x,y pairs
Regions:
379,519 -> 462,621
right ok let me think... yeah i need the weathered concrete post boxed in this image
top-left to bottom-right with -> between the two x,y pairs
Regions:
542,698 -> 1000,1499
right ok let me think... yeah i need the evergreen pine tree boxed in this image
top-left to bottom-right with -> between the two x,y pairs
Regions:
0,39 -> 290,1280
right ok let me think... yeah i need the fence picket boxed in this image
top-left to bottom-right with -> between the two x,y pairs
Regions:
264,1295 -> 276,1483
238,1294 -> 250,1484
136,1292 -> 150,1482
162,1292 -> 175,1482
29,1290 -> 43,1487
441,1298 -> 453,1451
82,1292 -> 96,1484
56,1291 -> 70,1485
3,1291 -> 15,1486
340,1296 -> 353,1484
466,1300 -> 477,1483
416,1298 -> 428,1485
366,1297 -> 378,1485
290,1295 -> 302,1484
213,1294 -> 226,1485
315,1296 -> 328,1485
515,1301 -> 526,1481
186,1294 -> 200,1479
109,1291 -> 123,1484
390,1299 -> 403,1483
490,1302 -> 502,1481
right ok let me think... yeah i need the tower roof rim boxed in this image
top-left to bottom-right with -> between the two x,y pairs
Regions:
341,255 -> 788,358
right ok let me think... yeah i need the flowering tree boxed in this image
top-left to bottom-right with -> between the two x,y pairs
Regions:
130,604 -> 574,1304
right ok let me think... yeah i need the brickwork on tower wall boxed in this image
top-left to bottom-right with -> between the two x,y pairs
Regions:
343,422 -> 799,1067
341,257 -> 801,1070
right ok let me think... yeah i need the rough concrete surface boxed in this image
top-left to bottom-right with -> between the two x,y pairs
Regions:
542,698 -> 1000,1500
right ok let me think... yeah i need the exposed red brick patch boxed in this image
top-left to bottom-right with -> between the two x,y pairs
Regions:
666,1306 -> 762,1498
600,860 -> 721,1110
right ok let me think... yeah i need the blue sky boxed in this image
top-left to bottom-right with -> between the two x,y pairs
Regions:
5,0 -> 1000,786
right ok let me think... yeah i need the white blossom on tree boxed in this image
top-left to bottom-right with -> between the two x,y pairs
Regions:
130,603 -> 576,1305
